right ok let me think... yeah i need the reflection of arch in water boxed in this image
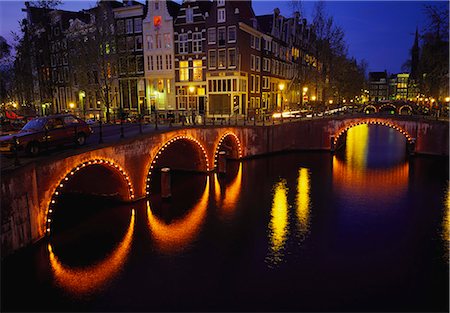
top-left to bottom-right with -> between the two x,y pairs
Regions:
266,179 -> 289,265
145,135 -> 210,196
379,103 -> 396,112
398,105 -> 413,115
214,163 -> 243,216
363,105 -> 377,113
213,132 -> 243,169
333,120 -> 413,147
147,177 -> 209,254
332,156 -> 409,201
46,158 -> 135,235
443,186 -> 449,259
48,209 -> 135,296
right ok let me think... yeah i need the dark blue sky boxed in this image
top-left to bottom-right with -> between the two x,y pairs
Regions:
1,0 -> 447,73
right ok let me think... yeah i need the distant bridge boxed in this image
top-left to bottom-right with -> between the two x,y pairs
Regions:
1,115 -> 448,256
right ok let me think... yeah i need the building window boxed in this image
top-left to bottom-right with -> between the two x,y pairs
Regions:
256,56 -> 260,72
208,50 -> 216,69
178,33 -> 188,53
218,49 -> 226,68
135,36 -> 143,51
193,60 -> 202,81
134,18 -> 142,33
119,57 -> 126,74
164,33 -> 171,48
137,55 -> 144,73
192,32 -> 202,53
147,35 -> 153,50
128,56 -> 136,73
250,74 -> 255,92
228,48 -> 236,68
156,34 -> 162,49
155,0 -> 159,10
217,8 -> 226,23
179,61 -> 189,81
147,56 -> 153,71
262,76 -> 269,89
208,28 -> 216,44
186,7 -> 193,23
263,58 -> 270,71
251,55 -> 255,71
255,37 -> 261,50
218,0 -> 225,6
255,75 -> 260,92
167,79 -> 171,94
127,37 -> 134,51
218,27 -> 226,46
228,26 -> 236,42
250,35 -> 255,49
165,54 -> 173,70
126,19 -> 133,34
117,20 -> 124,34
250,97 -> 254,108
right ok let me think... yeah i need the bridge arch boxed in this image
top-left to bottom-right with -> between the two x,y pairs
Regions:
333,119 -> 414,146
213,132 -> 243,169
379,103 -> 397,113
45,158 -> 135,235
363,105 -> 378,114
145,135 -> 210,195
399,105 -> 413,115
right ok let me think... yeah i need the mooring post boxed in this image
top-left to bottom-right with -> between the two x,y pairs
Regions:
161,167 -> 171,199
218,151 -> 227,174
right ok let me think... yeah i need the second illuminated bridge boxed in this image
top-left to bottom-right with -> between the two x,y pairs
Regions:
1,115 -> 448,256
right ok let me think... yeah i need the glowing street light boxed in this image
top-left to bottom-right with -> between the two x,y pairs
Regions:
328,99 -> 333,105
445,97 -> 450,102
69,102 -> 75,109
278,83 -> 285,91
189,86 -> 196,94
302,86 -> 308,94
311,96 -> 317,101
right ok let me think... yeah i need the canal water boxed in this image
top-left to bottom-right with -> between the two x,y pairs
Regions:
2,125 -> 449,312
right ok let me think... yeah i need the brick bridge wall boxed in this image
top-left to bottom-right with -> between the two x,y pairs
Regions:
1,117 -> 448,256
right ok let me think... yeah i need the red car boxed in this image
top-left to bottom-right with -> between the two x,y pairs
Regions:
0,114 -> 93,157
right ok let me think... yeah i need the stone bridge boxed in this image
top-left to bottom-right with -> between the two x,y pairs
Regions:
1,115 -> 448,256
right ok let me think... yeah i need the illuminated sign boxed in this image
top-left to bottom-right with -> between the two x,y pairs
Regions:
153,16 -> 161,29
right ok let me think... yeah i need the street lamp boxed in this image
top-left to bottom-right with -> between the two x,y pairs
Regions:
278,83 -> 285,112
69,102 -> 75,110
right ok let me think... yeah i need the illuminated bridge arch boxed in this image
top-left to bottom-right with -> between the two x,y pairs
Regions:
379,103 -> 397,112
363,105 -> 378,113
398,105 -> 413,115
213,132 -> 243,169
333,119 -> 414,146
45,158 -> 135,235
145,135 -> 210,195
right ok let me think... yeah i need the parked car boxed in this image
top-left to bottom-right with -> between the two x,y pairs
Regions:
0,114 -> 93,157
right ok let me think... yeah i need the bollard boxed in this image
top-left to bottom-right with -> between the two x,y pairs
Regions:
98,120 -> 104,144
218,151 -> 227,174
13,136 -> 20,166
161,167 -> 171,199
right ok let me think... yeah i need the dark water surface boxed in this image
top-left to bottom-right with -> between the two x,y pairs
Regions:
2,125 -> 449,312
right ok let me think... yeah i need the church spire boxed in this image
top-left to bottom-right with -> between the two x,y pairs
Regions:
410,26 -> 420,80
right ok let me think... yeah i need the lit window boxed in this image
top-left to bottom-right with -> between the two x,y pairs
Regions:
179,61 -> 189,81
218,49 -> 226,68
193,60 -> 203,81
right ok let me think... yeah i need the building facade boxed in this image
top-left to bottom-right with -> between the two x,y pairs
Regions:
143,0 -> 179,115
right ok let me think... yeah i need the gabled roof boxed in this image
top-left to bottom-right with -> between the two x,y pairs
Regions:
256,14 -> 272,34
167,0 -> 181,18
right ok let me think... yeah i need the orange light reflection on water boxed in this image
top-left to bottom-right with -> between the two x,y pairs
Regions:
214,163 -> 243,216
147,177 -> 209,254
48,210 -> 135,296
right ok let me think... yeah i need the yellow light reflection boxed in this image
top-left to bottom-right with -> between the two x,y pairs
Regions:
296,168 -> 310,237
216,163 -> 243,216
147,177 -> 209,254
48,210 -> 135,296
346,124 -> 369,169
267,179 -> 289,265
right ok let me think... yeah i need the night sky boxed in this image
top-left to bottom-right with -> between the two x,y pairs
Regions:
0,0 -> 447,74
